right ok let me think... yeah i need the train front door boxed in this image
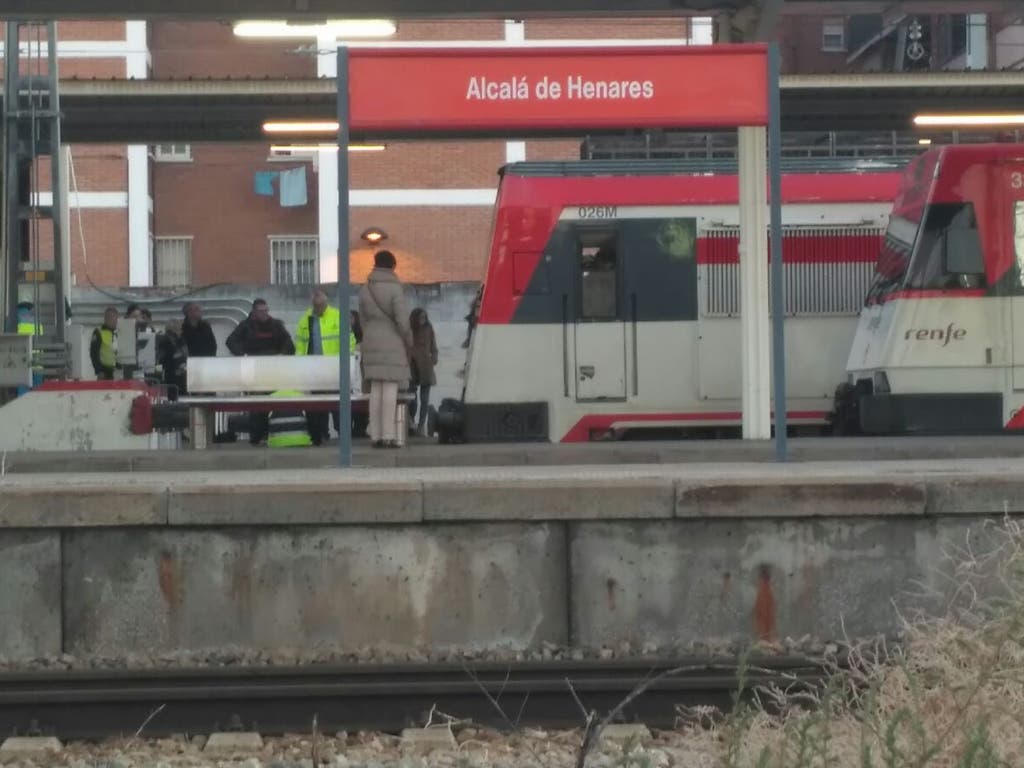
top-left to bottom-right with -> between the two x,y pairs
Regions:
573,228 -> 627,401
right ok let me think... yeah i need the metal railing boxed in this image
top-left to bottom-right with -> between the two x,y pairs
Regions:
582,129 -> 1024,161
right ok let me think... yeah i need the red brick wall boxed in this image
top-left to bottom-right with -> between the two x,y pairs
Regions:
524,18 -> 691,39
153,144 -> 318,285
395,20 -> 503,41
52,21 -> 127,41
351,141 -> 506,189
70,210 -> 130,287
777,16 -> 858,74
350,206 -> 493,284
34,146 -> 127,194
151,21 -> 315,78
36,209 -> 129,288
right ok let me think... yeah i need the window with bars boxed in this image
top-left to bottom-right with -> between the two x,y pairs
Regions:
270,236 -> 319,285
153,144 -> 192,162
821,17 -> 847,51
153,236 -> 193,287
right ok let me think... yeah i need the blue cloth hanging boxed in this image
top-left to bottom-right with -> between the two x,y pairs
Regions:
254,171 -> 277,196
279,166 -> 308,207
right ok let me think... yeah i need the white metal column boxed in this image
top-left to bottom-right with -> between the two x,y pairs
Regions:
504,20 -> 526,164
318,33 -> 340,283
738,126 -> 770,439
126,20 -> 151,287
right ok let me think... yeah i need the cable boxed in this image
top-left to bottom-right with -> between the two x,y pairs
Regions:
69,144 -> 238,308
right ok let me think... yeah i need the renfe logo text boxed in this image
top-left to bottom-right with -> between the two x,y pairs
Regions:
904,323 -> 967,347
466,75 -> 655,101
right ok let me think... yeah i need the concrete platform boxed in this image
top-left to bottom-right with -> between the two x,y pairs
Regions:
0,458 -> 1021,661
5,434 -> 1024,473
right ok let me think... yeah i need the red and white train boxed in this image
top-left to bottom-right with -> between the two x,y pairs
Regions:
836,143 -> 1024,435
438,144 -> 1024,442
438,157 -> 903,442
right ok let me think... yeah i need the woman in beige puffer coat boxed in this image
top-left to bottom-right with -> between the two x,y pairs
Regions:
358,250 -> 413,447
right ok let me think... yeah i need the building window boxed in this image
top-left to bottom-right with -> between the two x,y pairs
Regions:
821,17 -> 847,52
153,236 -> 193,287
270,236 -> 319,285
153,144 -> 192,163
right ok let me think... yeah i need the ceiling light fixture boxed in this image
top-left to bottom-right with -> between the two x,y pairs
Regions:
270,144 -> 386,153
914,113 -> 1024,127
234,20 -> 397,39
360,227 -> 388,244
263,120 -> 340,134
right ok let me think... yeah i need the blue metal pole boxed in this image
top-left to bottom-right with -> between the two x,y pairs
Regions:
768,42 -> 787,461
337,46 -> 352,468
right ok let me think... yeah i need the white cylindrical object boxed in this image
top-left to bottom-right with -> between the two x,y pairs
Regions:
188,355 -> 341,393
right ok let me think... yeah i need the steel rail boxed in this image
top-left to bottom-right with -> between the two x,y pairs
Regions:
0,656 -> 828,740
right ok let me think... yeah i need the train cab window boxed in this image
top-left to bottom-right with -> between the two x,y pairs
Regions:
907,203 -> 986,290
578,230 -> 618,320
1015,201 -> 1024,289
867,213 -> 918,304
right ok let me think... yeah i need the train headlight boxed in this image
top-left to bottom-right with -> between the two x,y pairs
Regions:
873,371 -> 891,394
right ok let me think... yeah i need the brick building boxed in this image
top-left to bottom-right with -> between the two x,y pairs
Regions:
11,11 -> 1022,291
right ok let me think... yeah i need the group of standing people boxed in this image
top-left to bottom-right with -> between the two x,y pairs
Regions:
94,249 -> 437,448
89,301 -> 217,386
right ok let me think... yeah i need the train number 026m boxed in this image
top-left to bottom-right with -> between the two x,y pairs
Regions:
577,206 -> 618,219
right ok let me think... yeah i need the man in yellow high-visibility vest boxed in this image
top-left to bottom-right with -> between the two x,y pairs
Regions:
267,390 -> 314,448
295,288 -> 349,446
15,302 -> 44,392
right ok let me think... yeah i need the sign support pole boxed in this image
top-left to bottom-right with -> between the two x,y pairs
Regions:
768,42 -> 787,461
337,45 -> 352,468
738,125 -> 771,441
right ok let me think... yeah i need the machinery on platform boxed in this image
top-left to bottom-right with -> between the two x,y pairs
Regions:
2,21 -> 71,382
833,143 -> 1024,435
438,158 -> 904,443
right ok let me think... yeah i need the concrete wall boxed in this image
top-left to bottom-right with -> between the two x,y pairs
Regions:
0,516 -> 1003,660
0,532 -> 61,659
63,524 -> 565,656
2,461 -> 1023,660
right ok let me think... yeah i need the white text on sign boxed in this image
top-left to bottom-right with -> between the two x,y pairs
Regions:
466,75 -> 656,101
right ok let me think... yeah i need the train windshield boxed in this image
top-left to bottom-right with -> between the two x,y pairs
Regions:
865,211 -> 920,304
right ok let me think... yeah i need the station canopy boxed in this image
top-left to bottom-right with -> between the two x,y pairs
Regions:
56,71 -> 1024,143
3,0 -> 1020,20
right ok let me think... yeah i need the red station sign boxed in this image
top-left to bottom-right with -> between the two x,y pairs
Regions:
347,44 -> 769,135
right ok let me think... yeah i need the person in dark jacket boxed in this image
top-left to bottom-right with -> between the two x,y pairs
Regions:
226,298 -> 295,445
408,307 -> 438,436
157,319 -> 188,399
226,299 -> 294,357
181,302 -> 218,357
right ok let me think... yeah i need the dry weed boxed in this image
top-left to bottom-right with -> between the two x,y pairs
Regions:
699,517 -> 1024,768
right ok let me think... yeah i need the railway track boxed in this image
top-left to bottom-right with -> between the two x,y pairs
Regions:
0,656 -> 828,740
